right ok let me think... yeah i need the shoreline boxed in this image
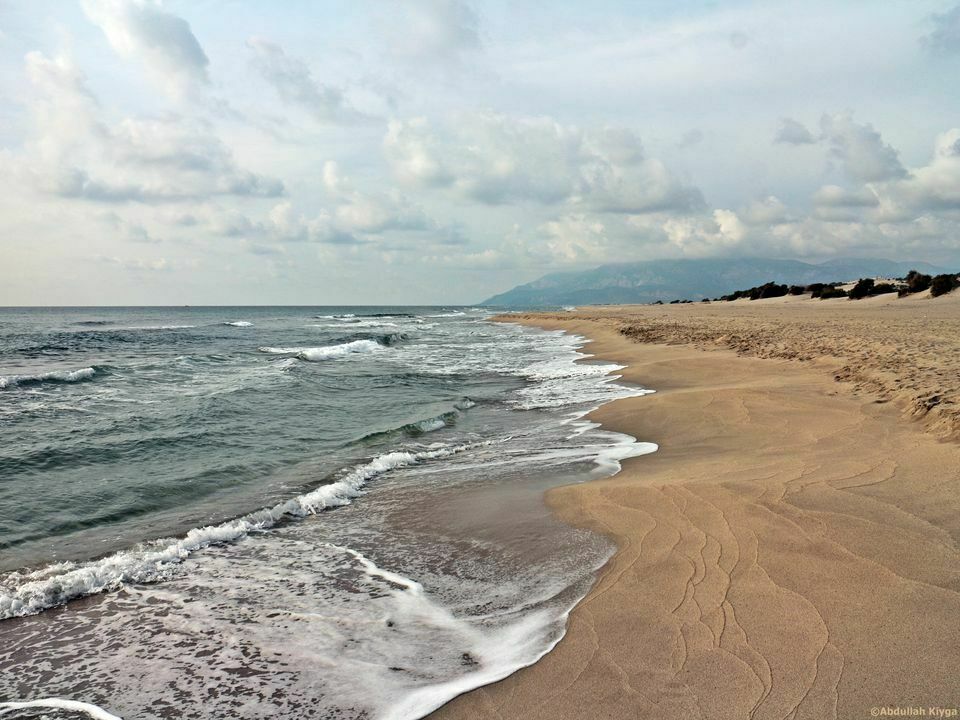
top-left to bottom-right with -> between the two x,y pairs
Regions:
431,300 -> 960,719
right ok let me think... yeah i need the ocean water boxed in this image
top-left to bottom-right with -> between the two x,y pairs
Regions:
0,306 -> 655,719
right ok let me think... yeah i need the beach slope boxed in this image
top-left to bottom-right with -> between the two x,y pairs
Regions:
432,294 -> 960,720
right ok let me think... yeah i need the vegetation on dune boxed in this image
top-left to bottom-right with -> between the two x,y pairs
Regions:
899,270 -> 932,296
848,278 -> 897,300
930,274 -> 960,297
818,287 -> 848,299
720,281 -> 789,301
707,269 -> 958,306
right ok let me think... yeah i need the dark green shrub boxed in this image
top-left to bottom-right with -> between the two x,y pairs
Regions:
807,283 -> 827,297
848,278 -> 875,300
930,274 -> 960,297
872,282 -> 896,295
788,285 -> 806,295
819,287 -> 848,299
753,282 -> 788,299
905,270 -> 932,293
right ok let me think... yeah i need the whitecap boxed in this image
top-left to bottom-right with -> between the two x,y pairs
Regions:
0,367 -> 97,390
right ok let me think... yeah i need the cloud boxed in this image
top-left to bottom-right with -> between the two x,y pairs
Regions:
820,112 -> 907,182
586,127 -> 645,166
774,117 -> 816,145
96,254 -> 171,272
200,170 -> 448,250
384,112 -> 702,212
247,38 -> 362,123
893,128 -> 960,211
81,0 -> 209,99
18,52 -> 283,204
537,214 -> 609,263
677,128 -> 704,149
812,184 -> 880,208
740,195 -> 791,225
582,158 -> 705,214
921,4 -> 960,54
383,0 -> 481,66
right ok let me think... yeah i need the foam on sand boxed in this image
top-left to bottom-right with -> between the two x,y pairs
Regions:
0,698 -> 122,720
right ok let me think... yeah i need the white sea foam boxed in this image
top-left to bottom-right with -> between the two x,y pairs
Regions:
0,367 -> 96,390
0,698 -> 123,719
299,340 -> 382,361
310,320 -> 399,329
258,339 -> 383,361
126,325 -> 196,330
0,441 -> 489,620
223,320 -> 252,327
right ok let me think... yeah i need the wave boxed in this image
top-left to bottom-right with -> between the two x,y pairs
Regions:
0,367 -> 98,390
132,324 -> 196,330
352,406 -> 467,445
223,321 -> 252,327
356,312 -> 415,318
258,338 -> 392,361
0,441 -> 490,620
310,320 -> 400,330
73,320 -> 115,327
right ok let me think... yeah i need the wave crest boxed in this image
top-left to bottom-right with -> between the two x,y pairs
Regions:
0,367 -> 97,390
259,339 -> 385,361
0,441 -> 490,620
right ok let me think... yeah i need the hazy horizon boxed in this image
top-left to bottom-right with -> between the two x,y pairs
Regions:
3,1 -> 960,305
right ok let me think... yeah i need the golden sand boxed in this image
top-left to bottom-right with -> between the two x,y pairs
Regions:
431,292 -> 960,720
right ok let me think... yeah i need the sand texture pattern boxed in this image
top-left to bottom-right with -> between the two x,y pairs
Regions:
431,292 -> 960,720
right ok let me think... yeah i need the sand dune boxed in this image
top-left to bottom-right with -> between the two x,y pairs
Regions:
432,293 -> 960,720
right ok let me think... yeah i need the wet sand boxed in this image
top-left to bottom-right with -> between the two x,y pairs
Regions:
432,292 -> 960,719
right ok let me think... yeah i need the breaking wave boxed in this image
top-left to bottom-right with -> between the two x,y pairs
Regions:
0,441 -> 491,620
0,367 -> 98,390
259,337 -> 396,361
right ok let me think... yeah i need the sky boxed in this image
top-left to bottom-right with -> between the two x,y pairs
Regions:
1,0 -> 959,305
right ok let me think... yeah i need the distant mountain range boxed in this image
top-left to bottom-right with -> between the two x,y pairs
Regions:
482,257 -> 956,307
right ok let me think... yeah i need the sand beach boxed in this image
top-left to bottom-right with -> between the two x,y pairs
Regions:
434,292 -> 960,719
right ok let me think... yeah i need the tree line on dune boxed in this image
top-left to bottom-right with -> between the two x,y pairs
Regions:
652,270 -> 960,305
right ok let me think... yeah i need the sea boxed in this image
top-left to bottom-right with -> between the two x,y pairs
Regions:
0,306 -> 655,719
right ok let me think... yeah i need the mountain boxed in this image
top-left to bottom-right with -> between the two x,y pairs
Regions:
482,257 -> 955,307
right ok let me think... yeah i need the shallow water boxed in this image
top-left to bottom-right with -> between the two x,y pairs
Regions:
0,306 -> 654,718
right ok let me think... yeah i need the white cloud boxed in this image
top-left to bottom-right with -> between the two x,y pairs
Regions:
812,184 -> 880,208
247,38 -> 362,123
820,112 -> 907,182
17,52 -> 283,204
81,0 -> 209,99
384,112 -> 701,212
538,214 -> 609,263
740,195 -> 791,225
